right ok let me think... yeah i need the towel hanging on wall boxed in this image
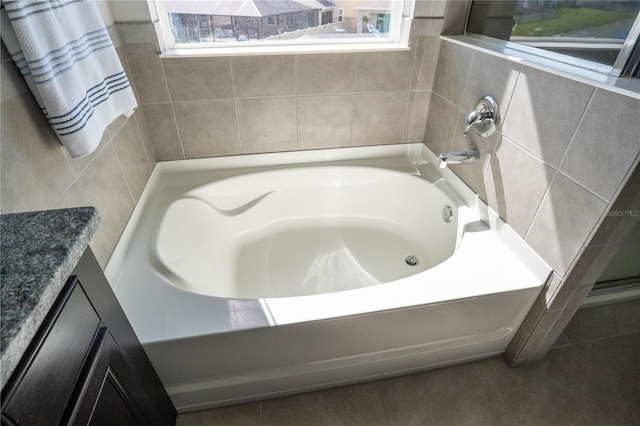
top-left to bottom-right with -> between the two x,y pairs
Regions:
0,0 -> 138,159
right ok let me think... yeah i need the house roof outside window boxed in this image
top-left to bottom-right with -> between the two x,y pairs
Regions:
165,0 -> 335,18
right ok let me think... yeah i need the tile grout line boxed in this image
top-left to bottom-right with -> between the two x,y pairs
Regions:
520,84 -> 598,241
158,56 -> 186,159
132,111 -> 154,170
110,139 -> 137,206
53,134 -> 114,209
554,87 -> 598,181
294,54 -> 300,151
229,58 -> 245,155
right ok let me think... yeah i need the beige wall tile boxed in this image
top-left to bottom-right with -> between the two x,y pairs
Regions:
64,131 -> 110,178
443,0 -> 472,35
174,100 -> 242,158
76,144 -> 134,253
502,66 -> 594,167
424,93 -> 457,155
356,51 -> 414,93
54,182 -> 88,210
297,95 -> 352,150
410,18 -> 446,37
117,23 -> 158,45
163,57 -> 234,101
106,113 -> 128,138
409,37 -> 425,91
485,137 -> 556,238
116,45 -> 138,103
415,36 -> 441,91
237,97 -> 297,154
133,108 -> 157,166
414,0 -> 447,17
559,90 -> 640,202
1,56 -> 29,103
351,92 -> 409,146
123,43 -> 170,104
525,173 -> 607,276
432,39 -> 473,104
403,90 -> 431,143
141,103 -> 184,161
1,93 -> 75,213
231,56 -> 295,98
461,52 -> 520,117
111,117 -> 152,201
296,53 -> 356,95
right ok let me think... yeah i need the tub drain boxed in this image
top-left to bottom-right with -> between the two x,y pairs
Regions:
442,205 -> 454,223
405,255 -> 419,266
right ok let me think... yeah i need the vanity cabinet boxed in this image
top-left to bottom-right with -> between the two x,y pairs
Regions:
1,249 -> 176,426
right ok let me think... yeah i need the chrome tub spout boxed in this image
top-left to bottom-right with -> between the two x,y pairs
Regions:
438,149 -> 479,168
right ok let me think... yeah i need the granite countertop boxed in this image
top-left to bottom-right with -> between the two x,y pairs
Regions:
0,207 -> 100,390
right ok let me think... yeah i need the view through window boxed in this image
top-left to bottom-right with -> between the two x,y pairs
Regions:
161,0 -> 395,45
468,0 -> 640,69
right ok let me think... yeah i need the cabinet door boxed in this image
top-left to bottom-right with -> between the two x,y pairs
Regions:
67,328 -> 159,425
2,278 -> 101,426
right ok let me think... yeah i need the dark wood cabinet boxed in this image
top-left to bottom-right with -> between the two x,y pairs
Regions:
1,249 -> 176,426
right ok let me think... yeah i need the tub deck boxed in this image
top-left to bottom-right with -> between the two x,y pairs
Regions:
106,143 -> 551,412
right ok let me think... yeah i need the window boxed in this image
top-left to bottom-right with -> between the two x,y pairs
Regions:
154,0 -> 411,54
467,0 -> 640,77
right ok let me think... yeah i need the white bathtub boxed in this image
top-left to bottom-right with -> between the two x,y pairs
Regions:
107,143 -> 551,412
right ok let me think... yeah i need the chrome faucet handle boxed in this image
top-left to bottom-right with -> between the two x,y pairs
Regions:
463,96 -> 499,138
463,110 -> 484,136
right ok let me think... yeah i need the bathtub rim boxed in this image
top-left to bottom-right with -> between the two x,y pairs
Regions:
105,143 -> 552,337
106,143 -> 550,288
106,143 -> 473,286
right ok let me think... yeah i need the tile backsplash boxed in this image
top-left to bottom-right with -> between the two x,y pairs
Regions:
119,23 -> 441,161
0,39 -> 154,267
426,37 -> 640,364
426,38 -> 640,278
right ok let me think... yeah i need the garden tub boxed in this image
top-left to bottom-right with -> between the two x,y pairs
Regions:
106,143 -> 551,412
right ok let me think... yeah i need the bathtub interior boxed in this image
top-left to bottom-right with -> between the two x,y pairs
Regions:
105,143 -> 552,411
107,143 -> 550,340
152,166 -> 467,299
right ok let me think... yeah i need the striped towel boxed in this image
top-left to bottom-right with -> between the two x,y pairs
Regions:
0,0 -> 137,158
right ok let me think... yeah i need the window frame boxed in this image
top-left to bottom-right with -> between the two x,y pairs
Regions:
466,0 -> 640,79
152,0 -> 414,58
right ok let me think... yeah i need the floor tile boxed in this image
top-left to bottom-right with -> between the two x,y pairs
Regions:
176,402 -> 261,426
261,383 -> 388,426
376,359 -> 517,426
563,302 -> 640,343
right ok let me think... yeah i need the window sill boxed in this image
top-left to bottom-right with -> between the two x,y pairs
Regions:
159,41 -> 410,58
448,34 -> 640,99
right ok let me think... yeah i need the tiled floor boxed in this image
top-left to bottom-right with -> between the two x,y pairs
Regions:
176,300 -> 640,426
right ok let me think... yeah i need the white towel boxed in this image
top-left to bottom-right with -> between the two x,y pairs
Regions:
1,0 -> 138,158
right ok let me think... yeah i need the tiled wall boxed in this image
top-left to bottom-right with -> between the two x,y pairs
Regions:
426,38 -> 640,363
0,30 -> 156,267
118,23 -> 441,160
0,0 -> 467,270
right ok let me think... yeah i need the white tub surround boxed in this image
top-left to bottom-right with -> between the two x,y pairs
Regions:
106,143 -> 551,412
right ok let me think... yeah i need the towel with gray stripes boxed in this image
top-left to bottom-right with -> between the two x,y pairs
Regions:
1,0 -> 137,158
